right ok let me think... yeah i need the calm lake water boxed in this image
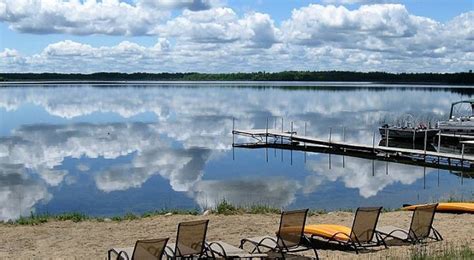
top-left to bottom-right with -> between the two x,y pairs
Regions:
0,83 -> 473,221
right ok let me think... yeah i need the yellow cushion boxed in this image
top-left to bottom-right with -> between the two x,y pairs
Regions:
304,224 -> 352,242
402,202 -> 474,213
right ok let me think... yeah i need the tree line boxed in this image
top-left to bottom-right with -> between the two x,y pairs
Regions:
0,71 -> 473,85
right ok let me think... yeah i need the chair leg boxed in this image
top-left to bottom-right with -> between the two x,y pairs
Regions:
313,248 -> 319,260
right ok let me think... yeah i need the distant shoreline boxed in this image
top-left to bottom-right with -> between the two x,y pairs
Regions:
1,81 -> 474,88
1,71 -> 473,85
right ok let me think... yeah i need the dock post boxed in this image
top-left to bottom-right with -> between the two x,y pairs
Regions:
342,127 -> 346,142
290,121 -> 293,165
304,122 -> 307,163
274,118 -> 277,157
424,129 -> 428,158
290,121 -> 294,143
232,117 -> 235,144
342,126 -> 346,167
329,127 -> 332,144
462,144 -> 465,164
412,129 -> 416,149
437,130 -> 441,152
281,118 -> 284,133
265,117 -> 268,144
232,117 -> 235,160
385,127 -> 389,147
266,118 -> 268,162
372,130 -> 376,153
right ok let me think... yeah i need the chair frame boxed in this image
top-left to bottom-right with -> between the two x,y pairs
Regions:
205,241 -> 267,259
165,219 -> 209,259
239,209 -> 318,259
310,207 -> 387,254
379,204 -> 443,244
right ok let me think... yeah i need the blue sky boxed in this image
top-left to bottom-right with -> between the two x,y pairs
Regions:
0,0 -> 472,73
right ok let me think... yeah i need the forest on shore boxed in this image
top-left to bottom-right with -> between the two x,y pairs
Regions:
1,71 -> 473,85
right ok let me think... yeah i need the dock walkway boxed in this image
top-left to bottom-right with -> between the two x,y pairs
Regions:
232,128 -> 474,168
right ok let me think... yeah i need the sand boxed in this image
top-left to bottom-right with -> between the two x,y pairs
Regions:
0,211 -> 473,259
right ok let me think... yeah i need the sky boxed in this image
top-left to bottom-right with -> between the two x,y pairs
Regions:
0,0 -> 473,73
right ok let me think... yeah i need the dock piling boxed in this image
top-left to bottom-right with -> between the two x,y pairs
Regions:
342,127 -> 346,142
424,129 -> 428,158
265,117 -> 268,144
437,130 -> 441,152
372,130 -> 376,152
329,127 -> 332,144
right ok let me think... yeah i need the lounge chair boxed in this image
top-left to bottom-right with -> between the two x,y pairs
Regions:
377,203 -> 443,244
108,237 -> 169,260
239,209 -> 318,259
165,219 -> 209,259
304,207 -> 386,254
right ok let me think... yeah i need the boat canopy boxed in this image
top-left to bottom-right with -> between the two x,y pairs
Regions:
449,99 -> 474,118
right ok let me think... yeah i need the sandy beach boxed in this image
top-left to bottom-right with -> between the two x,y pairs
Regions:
0,211 -> 472,259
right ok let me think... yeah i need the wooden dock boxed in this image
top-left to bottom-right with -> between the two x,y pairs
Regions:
232,128 -> 474,170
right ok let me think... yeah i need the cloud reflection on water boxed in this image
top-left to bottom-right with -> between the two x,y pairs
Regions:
0,86 -> 471,220
305,157 -> 427,198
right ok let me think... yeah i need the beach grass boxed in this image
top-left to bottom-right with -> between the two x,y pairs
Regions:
409,243 -> 473,259
15,212 -> 89,225
6,199 -> 471,225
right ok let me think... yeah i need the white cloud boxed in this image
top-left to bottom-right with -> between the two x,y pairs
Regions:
0,3 -> 472,72
0,0 -> 215,35
306,157 -> 429,198
322,0 -> 388,4
139,0 -> 218,11
192,178 -> 300,209
0,163 -> 52,221
155,8 -> 279,48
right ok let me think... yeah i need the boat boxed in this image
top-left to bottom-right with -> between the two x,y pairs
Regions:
437,100 -> 474,135
379,124 -> 439,141
402,202 -> 474,214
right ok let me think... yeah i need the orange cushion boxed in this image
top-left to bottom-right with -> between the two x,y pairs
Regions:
402,202 -> 474,213
304,224 -> 352,242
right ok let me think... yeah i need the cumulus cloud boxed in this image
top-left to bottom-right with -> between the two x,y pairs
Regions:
0,120 -> 216,194
156,8 -> 279,47
139,0 -> 216,11
0,0 -> 218,35
0,3 -> 472,72
306,157 -> 430,198
192,178 -> 300,209
322,0 -> 388,4
0,0 -> 166,35
0,163 -> 52,221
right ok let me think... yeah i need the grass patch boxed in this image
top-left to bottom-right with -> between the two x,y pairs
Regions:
214,200 -> 284,215
216,199 -> 240,215
409,243 -> 474,260
54,212 -> 89,222
248,205 -> 281,214
14,212 -> 88,225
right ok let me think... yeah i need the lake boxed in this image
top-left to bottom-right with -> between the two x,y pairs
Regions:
0,83 -> 473,221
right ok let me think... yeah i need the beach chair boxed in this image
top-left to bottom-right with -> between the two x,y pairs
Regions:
304,207 -> 386,254
377,203 -> 443,244
239,209 -> 318,259
108,237 -> 169,260
165,219 -> 209,259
